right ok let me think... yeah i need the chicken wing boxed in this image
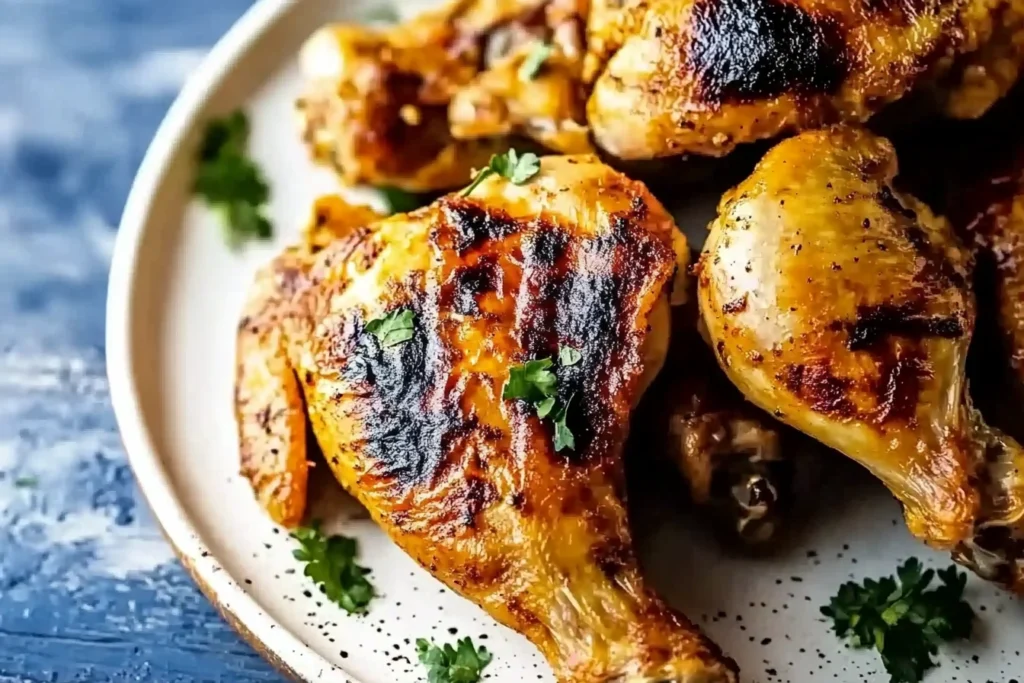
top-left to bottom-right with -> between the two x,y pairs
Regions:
297,0 -> 592,192
236,155 -> 737,682
235,196 -> 382,527
586,0 -> 1024,161
697,126 -> 1024,591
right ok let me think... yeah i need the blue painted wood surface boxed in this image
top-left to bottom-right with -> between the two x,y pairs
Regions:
0,1 -> 281,680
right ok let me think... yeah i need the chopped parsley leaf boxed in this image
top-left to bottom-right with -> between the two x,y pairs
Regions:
518,42 -> 554,81
366,309 -> 416,348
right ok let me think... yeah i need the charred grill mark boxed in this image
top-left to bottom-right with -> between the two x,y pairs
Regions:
444,256 -> 500,316
551,261 -> 627,458
438,199 -> 523,254
875,351 -> 929,423
338,300 -> 466,488
514,228 -> 629,459
505,205 -> 672,462
847,301 -> 964,350
780,362 -> 855,416
457,476 -> 497,529
522,228 -> 570,268
688,0 -> 847,104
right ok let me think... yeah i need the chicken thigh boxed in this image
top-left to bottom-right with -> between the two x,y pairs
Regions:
697,127 -> 1024,591
236,155 -> 736,683
586,0 -> 1024,161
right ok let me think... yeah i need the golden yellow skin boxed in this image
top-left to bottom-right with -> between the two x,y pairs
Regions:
298,0 -> 592,192
586,0 -> 1024,160
698,126 -> 1024,591
236,156 -> 736,683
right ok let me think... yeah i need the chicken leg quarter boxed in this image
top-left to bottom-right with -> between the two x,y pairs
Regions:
698,126 -> 1024,591
236,155 -> 737,683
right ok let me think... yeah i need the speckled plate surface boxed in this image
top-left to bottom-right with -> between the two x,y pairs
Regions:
106,1 -> 1024,681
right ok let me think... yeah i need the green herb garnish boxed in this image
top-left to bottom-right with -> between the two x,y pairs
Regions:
461,148 -> 541,197
13,476 -> 38,489
503,351 -> 580,451
518,42 -> 554,81
366,309 -> 416,348
416,637 -> 493,683
291,521 -> 374,614
558,345 -> 582,367
552,394 -> 576,452
378,186 -> 430,215
821,558 -> 975,683
536,395 -> 557,419
503,358 -> 556,403
194,110 -> 273,247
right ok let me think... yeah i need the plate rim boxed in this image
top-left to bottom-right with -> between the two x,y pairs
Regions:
105,0 -> 363,680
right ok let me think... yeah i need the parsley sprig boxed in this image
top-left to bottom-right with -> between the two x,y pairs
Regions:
291,522 -> 375,614
416,637 -> 493,683
504,358 -> 556,403
821,558 -> 975,683
518,42 -> 553,81
462,149 -> 541,197
366,309 -> 416,348
503,347 -> 581,451
194,110 -> 273,247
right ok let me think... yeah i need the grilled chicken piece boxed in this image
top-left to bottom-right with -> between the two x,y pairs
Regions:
640,295 -> 795,545
698,126 -> 1024,591
586,0 -> 1024,161
298,0 -> 591,192
236,155 -> 736,683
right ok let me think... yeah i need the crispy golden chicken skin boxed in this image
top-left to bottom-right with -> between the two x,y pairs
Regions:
236,155 -> 736,683
698,127 -> 1024,591
298,0 -> 592,192
586,0 -> 1024,161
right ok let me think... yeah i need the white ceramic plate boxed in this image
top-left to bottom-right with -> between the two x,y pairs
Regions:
107,1 -> 1024,681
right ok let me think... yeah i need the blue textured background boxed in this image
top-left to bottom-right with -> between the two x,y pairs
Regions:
0,1 -> 281,680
